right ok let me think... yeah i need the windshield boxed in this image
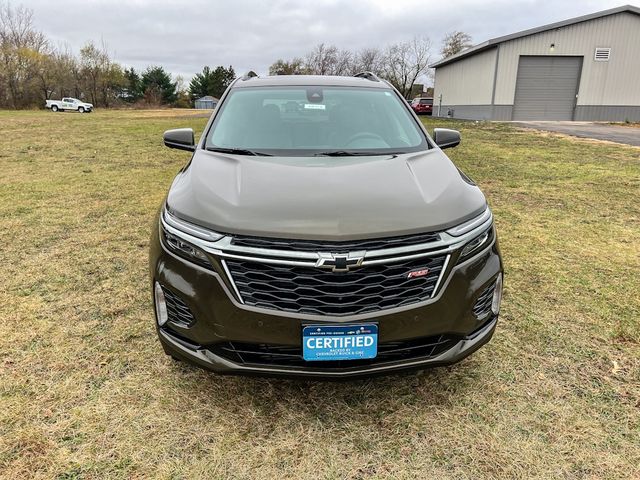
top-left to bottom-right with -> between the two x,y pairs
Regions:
206,86 -> 428,156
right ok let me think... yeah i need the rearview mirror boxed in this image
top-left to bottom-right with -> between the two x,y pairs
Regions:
433,128 -> 461,149
164,128 -> 195,151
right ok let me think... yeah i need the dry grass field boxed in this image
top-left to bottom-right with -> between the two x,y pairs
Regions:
0,109 -> 638,479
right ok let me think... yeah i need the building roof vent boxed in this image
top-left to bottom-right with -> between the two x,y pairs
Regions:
594,47 -> 611,61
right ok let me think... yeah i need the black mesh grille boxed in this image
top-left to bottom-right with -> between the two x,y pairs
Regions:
211,334 -> 460,369
230,232 -> 440,253
472,282 -> 495,319
226,255 -> 447,316
162,287 -> 196,327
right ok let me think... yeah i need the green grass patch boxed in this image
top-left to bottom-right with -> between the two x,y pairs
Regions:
0,110 -> 638,479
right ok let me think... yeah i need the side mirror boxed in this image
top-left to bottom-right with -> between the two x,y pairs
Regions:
433,128 -> 461,149
163,128 -> 195,151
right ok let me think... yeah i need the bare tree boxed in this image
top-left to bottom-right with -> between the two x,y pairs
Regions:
0,1 -> 48,107
440,31 -> 472,59
269,57 -> 306,75
78,40 -> 124,107
382,36 -> 432,98
79,41 -> 110,105
305,43 -> 335,75
267,39 -> 433,96
333,48 -> 353,76
304,43 -> 353,76
34,49 -> 56,100
354,47 -> 384,74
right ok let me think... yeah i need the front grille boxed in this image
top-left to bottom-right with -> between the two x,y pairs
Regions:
162,287 -> 196,327
226,255 -> 447,316
472,282 -> 495,319
231,231 -> 440,253
211,334 -> 460,369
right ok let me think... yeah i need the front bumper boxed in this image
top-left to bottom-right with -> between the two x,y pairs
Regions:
158,315 -> 498,379
149,216 -> 503,378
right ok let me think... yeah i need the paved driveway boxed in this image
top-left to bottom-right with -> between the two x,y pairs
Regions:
514,121 -> 640,147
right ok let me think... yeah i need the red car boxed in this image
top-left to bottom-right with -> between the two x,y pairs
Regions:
411,97 -> 433,115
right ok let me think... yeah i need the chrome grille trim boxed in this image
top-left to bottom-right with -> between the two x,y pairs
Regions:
160,208 -> 493,268
229,231 -> 442,253
220,259 -> 245,304
431,254 -> 451,298
225,254 -> 448,316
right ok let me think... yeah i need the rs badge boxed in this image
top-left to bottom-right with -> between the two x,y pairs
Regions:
407,268 -> 429,279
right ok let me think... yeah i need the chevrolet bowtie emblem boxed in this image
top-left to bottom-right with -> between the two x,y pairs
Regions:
316,251 -> 365,272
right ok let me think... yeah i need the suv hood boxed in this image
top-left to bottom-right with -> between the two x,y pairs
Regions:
167,149 -> 487,239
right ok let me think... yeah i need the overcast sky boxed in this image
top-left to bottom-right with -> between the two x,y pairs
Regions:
27,0 -> 627,82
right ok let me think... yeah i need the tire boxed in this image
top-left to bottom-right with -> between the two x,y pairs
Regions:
78,107 -> 85,113
51,105 -> 58,112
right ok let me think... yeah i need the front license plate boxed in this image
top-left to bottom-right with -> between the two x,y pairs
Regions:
302,324 -> 378,361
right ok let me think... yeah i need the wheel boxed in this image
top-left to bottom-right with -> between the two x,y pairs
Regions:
51,105 -> 58,112
78,106 -> 85,113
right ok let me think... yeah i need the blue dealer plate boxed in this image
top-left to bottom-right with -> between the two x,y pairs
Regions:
302,324 -> 378,361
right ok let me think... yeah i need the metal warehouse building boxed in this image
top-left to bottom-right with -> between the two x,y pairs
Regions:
431,5 -> 640,121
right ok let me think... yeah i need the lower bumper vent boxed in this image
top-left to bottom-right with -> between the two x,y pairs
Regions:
210,334 -> 460,369
472,282 -> 496,319
162,287 -> 196,327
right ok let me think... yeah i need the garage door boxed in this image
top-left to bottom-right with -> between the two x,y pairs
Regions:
512,56 -> 582,121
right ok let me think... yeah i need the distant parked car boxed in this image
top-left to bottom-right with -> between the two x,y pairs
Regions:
411,97 -> 433,115
45,97 -> 93,113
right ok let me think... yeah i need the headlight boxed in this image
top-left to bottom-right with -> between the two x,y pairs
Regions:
446,207 -> 492,237
457,225 -> 494,263
160,207 -> 220,269
161,228 -> 213,268
163,207 -> 223,242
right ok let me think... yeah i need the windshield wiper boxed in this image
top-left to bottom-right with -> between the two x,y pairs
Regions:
206,147 -> 272,156
313,150 -> 403,157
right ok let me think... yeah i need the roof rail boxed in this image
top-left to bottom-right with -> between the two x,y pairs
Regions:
354,71 -> 380,82
241,71 -> 258,81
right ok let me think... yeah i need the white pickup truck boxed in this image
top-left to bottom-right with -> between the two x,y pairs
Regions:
45,97 -> 93,113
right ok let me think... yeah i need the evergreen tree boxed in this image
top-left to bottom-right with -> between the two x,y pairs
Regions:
189,65 -> 235,101
141,66 -> 177,105
122,67 -> 143,103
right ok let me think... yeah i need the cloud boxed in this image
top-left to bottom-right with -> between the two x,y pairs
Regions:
27,0 -> 624,81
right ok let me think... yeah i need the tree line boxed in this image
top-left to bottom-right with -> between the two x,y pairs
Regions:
0,2 -> 236,109
0,1 -> 471,109
268,33 -> 472,98
268,37 -> 432,98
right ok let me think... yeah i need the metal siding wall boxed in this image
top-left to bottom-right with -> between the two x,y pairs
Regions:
575,105 -> 640,121
432,105 -> 494,120
492,105 -> 513,120
433,48 -> 497,112
494,12 -> 640,107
